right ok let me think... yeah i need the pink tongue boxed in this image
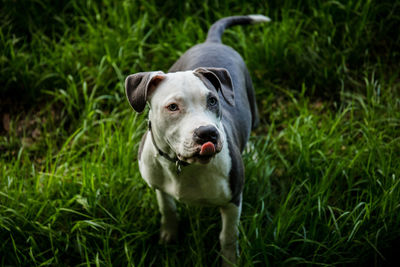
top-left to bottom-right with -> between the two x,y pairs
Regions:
200,142 -> 216,156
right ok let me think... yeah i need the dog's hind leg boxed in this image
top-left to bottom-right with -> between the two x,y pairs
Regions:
156,189 -> 178,243
219,198 -> 242,266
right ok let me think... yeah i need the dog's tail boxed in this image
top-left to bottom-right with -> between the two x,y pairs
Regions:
206,15 -> 271,43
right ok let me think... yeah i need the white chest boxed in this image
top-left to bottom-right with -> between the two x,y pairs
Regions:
139,134 -> 232,206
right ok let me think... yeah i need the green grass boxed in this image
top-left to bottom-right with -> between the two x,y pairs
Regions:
1,0 -> 400,266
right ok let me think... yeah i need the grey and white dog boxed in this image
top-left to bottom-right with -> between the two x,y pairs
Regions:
125,15 -> 270,266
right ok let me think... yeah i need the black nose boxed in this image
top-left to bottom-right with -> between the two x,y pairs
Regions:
193,125 -> 219,144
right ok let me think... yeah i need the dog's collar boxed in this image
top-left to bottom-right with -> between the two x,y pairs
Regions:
148,121 -> 189,175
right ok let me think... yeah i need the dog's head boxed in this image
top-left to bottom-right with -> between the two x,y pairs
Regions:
125,68 -> 234,164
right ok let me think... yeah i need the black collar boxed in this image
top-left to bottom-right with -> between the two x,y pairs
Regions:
148,121 -> 189,175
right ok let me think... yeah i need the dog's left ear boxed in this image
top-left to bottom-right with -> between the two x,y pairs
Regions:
194,67 -> 235,106
125,71 -> 166,113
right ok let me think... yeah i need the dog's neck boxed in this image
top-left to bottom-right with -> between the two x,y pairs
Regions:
148,120 -> 189,174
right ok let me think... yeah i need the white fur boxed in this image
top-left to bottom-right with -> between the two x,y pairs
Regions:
148,71 -> 224,162
138,71 -> 238,263
220,201 -> 241,266
248,14 -> 271,23
138,71 -> 233,205
139,129 -> 232,206
156,190 -> 178,243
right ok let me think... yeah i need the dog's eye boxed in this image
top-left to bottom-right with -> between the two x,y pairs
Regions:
167,103 -> 179,111
208,97 -> 218,106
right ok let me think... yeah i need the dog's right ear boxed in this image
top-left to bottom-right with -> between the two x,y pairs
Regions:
125,71 -> 166,113
193,67 -> 234,106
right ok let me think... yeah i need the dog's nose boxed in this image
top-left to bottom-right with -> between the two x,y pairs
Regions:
193,125 -> 219,144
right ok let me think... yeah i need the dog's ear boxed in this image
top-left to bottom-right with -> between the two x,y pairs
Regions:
125,71 -> 166,113
194,67 -> 234,106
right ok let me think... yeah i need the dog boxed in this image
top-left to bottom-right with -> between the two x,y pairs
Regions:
125,15 -> 270,266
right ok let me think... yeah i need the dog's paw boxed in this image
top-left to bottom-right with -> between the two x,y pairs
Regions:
159,226 -> 178,244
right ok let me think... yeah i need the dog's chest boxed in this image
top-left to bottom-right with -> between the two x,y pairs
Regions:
163,163 -> 232,206
139,137 -> 232,206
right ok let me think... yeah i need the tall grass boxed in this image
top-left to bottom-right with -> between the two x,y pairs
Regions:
1,0 -> 399,266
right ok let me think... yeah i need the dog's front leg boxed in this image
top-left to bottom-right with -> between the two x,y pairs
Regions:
219,200 -> 241,266
156,189 -> 178,243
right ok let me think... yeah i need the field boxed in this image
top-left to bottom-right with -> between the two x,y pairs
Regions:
1,0 -> 400,266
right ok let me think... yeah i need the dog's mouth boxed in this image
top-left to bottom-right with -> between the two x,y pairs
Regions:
195,141 -> 217,164
199,141 -> 216,156
178,141 -> 221,164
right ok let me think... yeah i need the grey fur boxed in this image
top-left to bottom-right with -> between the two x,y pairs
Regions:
206,15 -> 269,43
125,71 -> 165,113
194,67 -> 235,106
169,43 -> 256,153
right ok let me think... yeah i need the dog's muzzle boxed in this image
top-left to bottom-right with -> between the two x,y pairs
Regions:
190,125 -> 222,163
193,125 -> 220,145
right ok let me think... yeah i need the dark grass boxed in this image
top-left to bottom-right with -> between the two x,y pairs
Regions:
1,0 -> 400,266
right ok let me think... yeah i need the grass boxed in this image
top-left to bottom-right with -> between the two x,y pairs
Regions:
1,0 -> 400,266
